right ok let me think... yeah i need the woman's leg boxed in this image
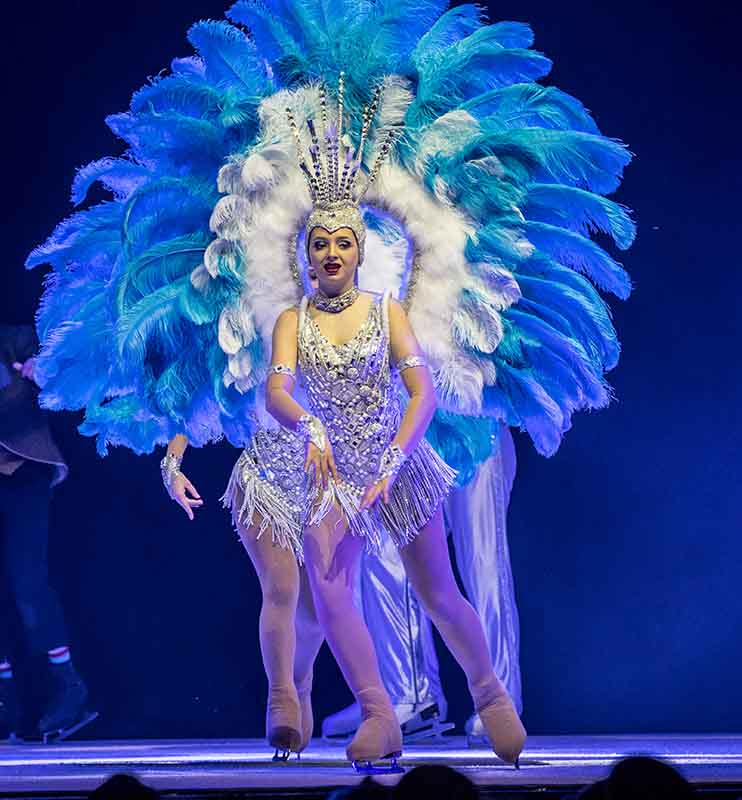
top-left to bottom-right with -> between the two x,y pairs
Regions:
237,515 -> 302,753
399,506 -> 526,764
293,563 -> 324,750
303,507 -> 401,762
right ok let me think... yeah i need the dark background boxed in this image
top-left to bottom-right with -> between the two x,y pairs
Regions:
1,1 -> 740,737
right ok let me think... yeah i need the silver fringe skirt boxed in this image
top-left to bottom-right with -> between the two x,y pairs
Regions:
307,439 -> 457,552
221,427 -> 307,561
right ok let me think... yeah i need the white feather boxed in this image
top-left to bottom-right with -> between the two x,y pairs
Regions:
358,232 -> 408,296
204,238 -> 240,279
217,160 -> 244,195
218,303 -> 254,356
209,86 -> 518,415
240,152 -> 280,192
414,110 -> 480,172
366,77 -> 414,167
190,264 -> 209,291
365,161 -> 518,414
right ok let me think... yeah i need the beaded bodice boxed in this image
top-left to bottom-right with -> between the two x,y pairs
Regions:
298,292 -> 401,490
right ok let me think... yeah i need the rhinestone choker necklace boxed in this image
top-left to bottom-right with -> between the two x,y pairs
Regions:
312,286 -> 360,313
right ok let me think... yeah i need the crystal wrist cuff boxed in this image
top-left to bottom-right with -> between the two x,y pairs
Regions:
160,453 -> 183,494
297,414 -> 327,453
377,443 -> 407,482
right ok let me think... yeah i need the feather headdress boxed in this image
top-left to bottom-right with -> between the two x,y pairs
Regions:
286,73 -> 401,262
28,0 -> 634,466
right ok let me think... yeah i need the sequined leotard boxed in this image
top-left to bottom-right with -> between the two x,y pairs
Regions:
222,424 -> 307,558
298,290 -> 455,549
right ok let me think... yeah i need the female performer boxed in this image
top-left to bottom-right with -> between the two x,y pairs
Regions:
266,213 -> 526,767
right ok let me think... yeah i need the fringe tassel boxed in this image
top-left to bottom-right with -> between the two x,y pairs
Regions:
378,441 -> 457,546
307,440 -> 457,552
222,451 -> 304,562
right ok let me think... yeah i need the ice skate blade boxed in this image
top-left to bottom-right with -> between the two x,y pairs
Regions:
352,752 -> 404,775
41,711 -> 99,744
403,720 -> 455,744
466,733 -> 489,748
466,741 -> 524,769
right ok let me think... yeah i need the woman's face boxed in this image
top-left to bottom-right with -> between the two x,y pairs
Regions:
308,227 -> 360,293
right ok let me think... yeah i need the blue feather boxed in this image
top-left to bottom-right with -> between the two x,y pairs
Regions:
525,221 -> 632,299
473,126 -> 631,194
116,277 -> 191,367
485,360 -> 564,456
226,0 -> 307,68
131,76 -> 221,117
525,184 -> 636,249
516,275 -> 619,369
115,233 -> 210,311
411,5 -> 483,68
170,56 -> 206,80
413,44 -> 552,124
27,202 -> 123,271
465,84 -> 599,135
426,410 -> 495,486
106,111 -> 227,170
71,158 -> 150,206
187,21 -> 267,95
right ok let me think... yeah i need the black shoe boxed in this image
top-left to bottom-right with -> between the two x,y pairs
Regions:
0,677 -> 22,742
38,662 -> 98,743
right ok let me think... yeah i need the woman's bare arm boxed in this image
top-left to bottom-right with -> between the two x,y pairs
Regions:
265,308 -> 308,428
266,307 -> 338,487
388,299 -> 437,453
162,434 -> 203,520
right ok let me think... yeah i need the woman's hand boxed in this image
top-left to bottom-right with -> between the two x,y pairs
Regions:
305,439 -> 339,490
360,477 -> 392,510
168,472 -> 203,520
12,357 -> 37,383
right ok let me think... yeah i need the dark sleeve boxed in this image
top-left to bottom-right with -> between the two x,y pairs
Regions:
0,324 -> 38,365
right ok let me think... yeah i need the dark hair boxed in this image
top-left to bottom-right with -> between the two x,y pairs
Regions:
576,756 -> 697,800
394,765 -> 479,800
327,776 -> 391,800
88,773 -> 160,800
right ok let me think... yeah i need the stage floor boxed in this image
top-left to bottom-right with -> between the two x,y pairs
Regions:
1,735 -> 741,798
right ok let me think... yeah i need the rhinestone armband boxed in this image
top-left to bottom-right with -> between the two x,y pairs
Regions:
268,363 -> 296,377
297,414 -> 328,454
160,453 -> 183,496
377,443 -> 407,482
396,354 -> 428,373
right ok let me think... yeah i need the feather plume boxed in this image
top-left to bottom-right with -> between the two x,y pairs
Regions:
525,184 -> 635,249
462,84 -> 600,134
71,158 -> 150,205
26,0 -> 634,458
226,0 -> 307,67
525,221 -> 632,299
187,21 -> 267,95
412,5 -> 484,68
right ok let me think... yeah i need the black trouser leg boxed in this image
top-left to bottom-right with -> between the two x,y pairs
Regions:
0,462 -> 69,656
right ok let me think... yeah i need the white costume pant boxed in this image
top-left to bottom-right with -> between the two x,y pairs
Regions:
357,426 -> 522,715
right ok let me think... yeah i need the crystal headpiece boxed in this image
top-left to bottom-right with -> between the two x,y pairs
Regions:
286,73 -> 401,262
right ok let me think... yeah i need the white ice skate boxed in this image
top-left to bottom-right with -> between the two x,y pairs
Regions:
323,699 -> 454,744
465,712 -> 488,747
